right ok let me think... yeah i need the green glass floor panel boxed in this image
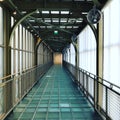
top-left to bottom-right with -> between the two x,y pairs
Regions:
72,112 -> 84,119
20,112 -> 34,119
49,103 -> 59,107
71,107 -> 83,112
8,112 -> 21,119
37,107 -> 47,112
34,112 -> 47,119
38,104 -> 48,107
14,108 -> 25,112
47,112 -> 59,119
5,65 -> 103,120
61,108 -> 71,112
25,108 -> 36,112
48,108 -> 60,112
61,112 -> 73,119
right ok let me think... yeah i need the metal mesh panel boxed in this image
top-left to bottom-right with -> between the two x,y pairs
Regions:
83,74 -> 87,90
63,61 -> 120,120
102,85 -> 107,112
6,65 -> 102,120
80,71 -> 83,87
107,89 -> 120,120
0,62 -> 53,119
88,76 -> 94,97
0,88 -> 3,114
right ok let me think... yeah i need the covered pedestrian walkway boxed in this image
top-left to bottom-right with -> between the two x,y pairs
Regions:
0,0 -> 120,120
5,65 -> 102,120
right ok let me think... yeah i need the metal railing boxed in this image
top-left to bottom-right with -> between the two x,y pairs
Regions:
63,61 -> 120,120
0,62 -> 53,120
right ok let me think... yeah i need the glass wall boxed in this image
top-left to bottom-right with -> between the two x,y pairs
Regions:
78,25 -> 96,74
103,0 -> 120,86
63,44 -> 75,66
102,1 -> 120,119
0,6 -> 3,115
70,44 -> 75,66
37,42 -> 44,65
37,42 -> 53,65
63,48 -> 69,63
11,16 -> 35,102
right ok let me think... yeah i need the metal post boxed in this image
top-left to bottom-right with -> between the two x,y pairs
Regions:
3,8 -> 12,112
106,87 -> 108,120
97,13 -> 104,110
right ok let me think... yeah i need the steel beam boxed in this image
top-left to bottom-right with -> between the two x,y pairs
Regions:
9,10 -> 37,47
13,1 -> 93,11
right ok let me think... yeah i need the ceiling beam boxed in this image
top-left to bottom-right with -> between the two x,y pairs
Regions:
13,1 -> 93,11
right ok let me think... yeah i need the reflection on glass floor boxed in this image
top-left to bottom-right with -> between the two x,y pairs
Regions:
5,65 -> 102,120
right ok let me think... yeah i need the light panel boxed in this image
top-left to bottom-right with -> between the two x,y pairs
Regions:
51,11 -> 59,14
42,11 -> 49,14
61,11 -> 69,14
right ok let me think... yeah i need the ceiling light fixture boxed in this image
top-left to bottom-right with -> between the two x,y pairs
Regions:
29,19 -> 35,22
61,11 -> 69,14
36,10 -> 40,14
42,11 -> 49,14
13,11 -> 17,15
82,12 -> 88,15
27,26 -> 30,29
21,11 -> 27,14
51,11 -> 59,14
54,30 -> 58,35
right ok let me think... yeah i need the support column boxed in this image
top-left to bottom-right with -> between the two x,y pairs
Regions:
69,48 -> 71,63
43,44 -> 45,64
72,40 -> 79,83
72,42 -> 79,68
3,8 -> 12,112
97,13 -> 104,109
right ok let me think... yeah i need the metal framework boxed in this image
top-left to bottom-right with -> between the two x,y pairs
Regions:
2,0 -> 107,52
64,61 -> 120,120
0,62 -> 53,120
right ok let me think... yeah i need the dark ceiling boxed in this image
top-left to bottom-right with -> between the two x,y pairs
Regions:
1,0 -> 108,52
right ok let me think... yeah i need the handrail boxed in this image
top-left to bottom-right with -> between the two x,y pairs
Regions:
63,61 -> 120,120
0,62 -> 53,120
0,62 -> 48,80
0,63 -> 52,87
0,65 -> 38,81
65,61 -> 120,90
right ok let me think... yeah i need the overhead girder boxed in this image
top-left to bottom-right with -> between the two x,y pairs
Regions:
3,0 -> 107,53
9,10 -> 37,46
42,36 -> 71,44
33,14 -> 84,19
29,22 -> 83,27
13,1 -> 93,11
45,39 -> 68,46
41,31 -> 71,38
92,0 -> 108,6
45,38 -> 70,43
29,16 -> 73,34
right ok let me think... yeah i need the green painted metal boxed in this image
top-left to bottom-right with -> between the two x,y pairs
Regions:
92,0 -> 101,6
5,65 -> 102,120
29,16 -> 72,35
9,10 -> 37,47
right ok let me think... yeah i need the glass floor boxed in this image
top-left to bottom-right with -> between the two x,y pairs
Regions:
6,65 -> 102,120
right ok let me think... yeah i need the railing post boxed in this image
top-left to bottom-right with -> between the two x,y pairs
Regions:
12,75 -> 15,105
86,74 -> 88,98
105,87 -> 108,120
96,13 -> 104,111
94,76 -> 99,109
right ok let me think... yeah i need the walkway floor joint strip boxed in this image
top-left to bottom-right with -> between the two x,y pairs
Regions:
5,65 -> 103,120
